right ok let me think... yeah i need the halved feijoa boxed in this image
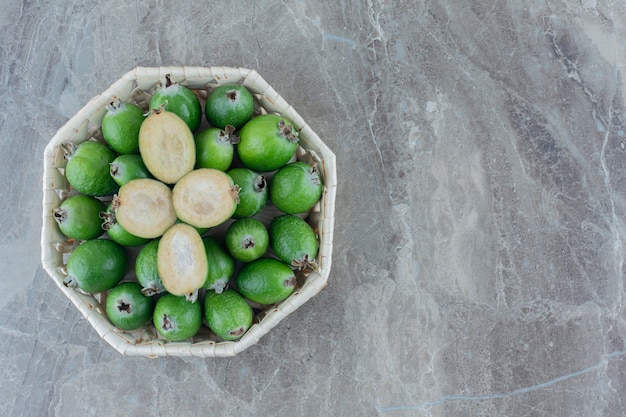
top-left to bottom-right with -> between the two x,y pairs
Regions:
113,178 -> 177,239
100,202 -> 149,247
157,223 -> 208,301
172,168 -> 239,229
138,108 -> 195,184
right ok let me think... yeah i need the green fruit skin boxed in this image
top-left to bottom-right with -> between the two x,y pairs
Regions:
110,154 -> 153,186
101,101 -> 145,154
236,257 -> 296,305
195,128 -> 235,171
65,141 -> 120,197
227,167 -> 268,218
225,218 -> 269,262
204,289 -> 253,341
153,294 -> 202,341
55,195 -> 105,240
270,162 -> 323,214
106,282 -> 154,331
135,239 -> 166,295
205,83 -> 254,130
269,214 -> 319,266
202,236 -> 235,292
102,203 -> 150,247
150,84 -> 202,132
237,114 -> 299,172
66,239 -> 127,293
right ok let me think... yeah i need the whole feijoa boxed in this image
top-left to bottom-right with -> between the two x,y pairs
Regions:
195,126 -> 239,171
138,108 -> 195,184
100,202 -> 149,247
270,162 -> 323,214
109,154 -> 153,187
227,167 -> 268,218
269,214 -> 319,270
64,140 -> 119,197
101,98 -> 145,154
236,257 -> 296,305
53,194 -> 105,240
225,218 -> 269,262
153,294 -> 202,342
135,239 -> 166,296
106,282 -> 154,331
204,289 -> 253,341
64,239 -> 127,293
202,236 -> 235,293
237,114 -> 299,172
205,83 -> 254,130
150,75 -> 202,132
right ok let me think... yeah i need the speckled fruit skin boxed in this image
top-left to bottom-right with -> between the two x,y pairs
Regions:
235,257 -> 296,305
225,218 -> 269,262
153,294 -> 202,342
135,239 -> 166,296
194,127 -> 236,171
204,83 -> 254,130
269,214 -> 319,269
150,81 -> 202,132
65,239 -> 127,293
202,236 -> 235,293
109,154 -> 153,187
53,194 -> 105,240
227,167 -> 268,218
270,162 -> 323,214
106,282 -> 154,331
204,289 -> 253,341
101,100 -> 145,154
237,114 -> 299,172
65,140 -> 119,197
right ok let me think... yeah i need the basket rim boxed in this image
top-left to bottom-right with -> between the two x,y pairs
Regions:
41,66 -> 337,357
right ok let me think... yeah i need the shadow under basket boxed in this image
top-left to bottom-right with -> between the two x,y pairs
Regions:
41,66 -> 336,357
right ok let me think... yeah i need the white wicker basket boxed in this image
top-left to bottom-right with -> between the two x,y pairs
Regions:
41,66 -> 336,357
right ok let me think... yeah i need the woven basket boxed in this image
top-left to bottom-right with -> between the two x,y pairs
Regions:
41,66 -> 336,357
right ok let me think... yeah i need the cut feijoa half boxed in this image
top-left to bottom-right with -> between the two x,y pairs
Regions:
172,168 -> 239,229
113,178 -> 177,239
138,108 -> 195,184
157,223 -> 208,301
100,202 -> 150,247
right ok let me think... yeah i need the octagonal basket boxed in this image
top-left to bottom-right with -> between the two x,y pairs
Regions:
41,66 -> 336,357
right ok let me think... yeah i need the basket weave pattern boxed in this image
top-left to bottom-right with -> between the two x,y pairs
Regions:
41,66 -> 336,357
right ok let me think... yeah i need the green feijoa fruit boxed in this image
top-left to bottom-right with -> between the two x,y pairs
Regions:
269,214 -> 319,270
53,194 -> 106,240
64,140 -> 119,197
100,202 -> 149,247
237,114 -> 299,172
204,289 -> 253,341
101,98 -> 145,154
236,257 -> 296,305
153,293 -> 202,342
64,239 -> 127,293
205,83 -> 254,130
227,167 -> 268,218
106,282 -> 154,331
135,239 -> 166,296
150,75 -> 202,132
225,218 -> 269,262
202,236 -> 235,293
270,162 -> 323,214
138,109 -> 196,184
194,126 -> 239,171
110,154 -> 153,186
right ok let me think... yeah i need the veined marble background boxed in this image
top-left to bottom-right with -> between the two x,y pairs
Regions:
2,0 -> 626,416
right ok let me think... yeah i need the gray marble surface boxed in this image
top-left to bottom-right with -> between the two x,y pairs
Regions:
2,0 -> 626,415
